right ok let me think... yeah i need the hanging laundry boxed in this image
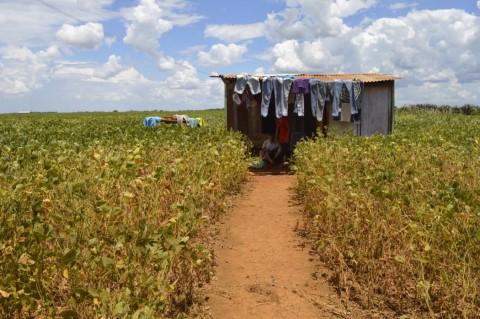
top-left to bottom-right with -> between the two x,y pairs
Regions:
291,78 -> 310,117
261,76 -> 293,119
309,79 -> 328,122
343,80 -> 362,116
233,88 -> 258,110
234,75 -> 261,95
329,81 -> 345,120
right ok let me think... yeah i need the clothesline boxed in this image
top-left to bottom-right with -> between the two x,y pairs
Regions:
232,75 -> 363,123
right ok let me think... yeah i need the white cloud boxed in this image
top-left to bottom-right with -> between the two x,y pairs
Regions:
0,46 -> 60,95
204,23 -> 265,42
352,9 -> 480,83
53,54 -> 149,85
477,1 -> 480,10
204,1 -> 378,44
264,0 -> 377,41
56,23 -> 105,49
389,2 -> 418,10
268,9 -> 480,90
123,0 -> 201,54
198,43 -> 248,67
0,0 -> 115,47
260,7 -> 480,105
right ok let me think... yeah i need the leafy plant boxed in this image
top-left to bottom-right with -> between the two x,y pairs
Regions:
295,109 -> 480,318
0,110 -> 249,318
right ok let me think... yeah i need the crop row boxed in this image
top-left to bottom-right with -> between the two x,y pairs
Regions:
295,109 -> 480,317
0,111 -> 249,318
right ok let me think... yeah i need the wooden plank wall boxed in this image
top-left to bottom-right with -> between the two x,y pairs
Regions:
360,81 -> 393,136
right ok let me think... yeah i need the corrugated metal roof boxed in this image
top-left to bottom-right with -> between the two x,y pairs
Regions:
214,73 -> 399,83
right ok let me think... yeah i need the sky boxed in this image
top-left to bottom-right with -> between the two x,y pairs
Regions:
0,0 -> 479,113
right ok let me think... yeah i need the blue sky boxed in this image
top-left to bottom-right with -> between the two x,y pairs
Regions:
0,0 -> 479,112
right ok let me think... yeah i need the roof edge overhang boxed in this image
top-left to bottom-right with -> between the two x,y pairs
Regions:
210,73 -> 400,83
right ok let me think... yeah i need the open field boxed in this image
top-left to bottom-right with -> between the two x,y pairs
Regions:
295,109 -> 480,317
0,110 -> 249,318
1,108 -> 480,318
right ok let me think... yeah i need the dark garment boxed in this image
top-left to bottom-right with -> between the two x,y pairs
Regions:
292,78 -> 310,117
261,94 -> 276,135
290,131 -> 307,150
291,78 -> 310,94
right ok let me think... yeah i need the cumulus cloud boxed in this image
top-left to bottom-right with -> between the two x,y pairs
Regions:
120,0 -> 223,108
0,46 -> 60,95
56,23 -> 105,49
0,0 -> 115,46
198,43 -> 248,67
54,54 -> 150,85
48,54 -> 223,111
123,0 -> 201,54
205,0 -> 377,44
268,8 -> 480,106
264,0 -> 377,41
268,9 -> 480,88
204,23 -> 265,42
352,9 -> 480,83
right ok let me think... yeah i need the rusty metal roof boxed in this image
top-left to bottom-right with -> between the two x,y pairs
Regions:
214,73 -> 399,83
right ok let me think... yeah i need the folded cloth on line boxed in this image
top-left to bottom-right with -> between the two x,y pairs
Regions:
144,117 -> 161,127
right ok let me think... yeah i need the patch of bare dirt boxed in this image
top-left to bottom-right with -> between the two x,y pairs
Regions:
204,173 -> 369,318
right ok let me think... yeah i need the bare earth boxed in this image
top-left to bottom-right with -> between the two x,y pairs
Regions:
205,173 -> 366,319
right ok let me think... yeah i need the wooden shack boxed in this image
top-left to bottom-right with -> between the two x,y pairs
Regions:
216,73 -> 398,149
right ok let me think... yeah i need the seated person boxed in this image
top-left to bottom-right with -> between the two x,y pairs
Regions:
260,136 -> 282,166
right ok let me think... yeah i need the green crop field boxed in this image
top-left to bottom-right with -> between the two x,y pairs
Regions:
1,108 -> 480,318
295,109 -> 480,318
0,110 -> 249,318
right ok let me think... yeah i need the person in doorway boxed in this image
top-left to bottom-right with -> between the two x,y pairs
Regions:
260,135 -> 282,167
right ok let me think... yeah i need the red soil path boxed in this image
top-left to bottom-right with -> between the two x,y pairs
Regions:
205,173 -> 367,318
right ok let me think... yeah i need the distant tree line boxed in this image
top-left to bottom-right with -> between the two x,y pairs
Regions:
396,104 -> 480,115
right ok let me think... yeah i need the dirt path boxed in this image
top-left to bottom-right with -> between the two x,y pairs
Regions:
206,173 -> 365,319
